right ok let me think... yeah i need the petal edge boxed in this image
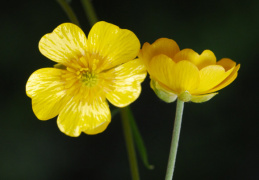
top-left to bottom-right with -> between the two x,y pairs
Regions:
39,23 -> 87,64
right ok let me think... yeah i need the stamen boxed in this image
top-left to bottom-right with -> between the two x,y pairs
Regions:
91,59 -> 99,71
79,56 -> 88,67
64,54 -> 102,89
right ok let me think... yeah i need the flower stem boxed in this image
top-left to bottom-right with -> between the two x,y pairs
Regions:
56,0 -> 80,26
165,99 -> 184,180
80,0 -> 98,26
120,107 -> 140,180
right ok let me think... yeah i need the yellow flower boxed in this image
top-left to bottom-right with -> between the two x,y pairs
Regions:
139,38 -> 240,103
26,21 -> 146,137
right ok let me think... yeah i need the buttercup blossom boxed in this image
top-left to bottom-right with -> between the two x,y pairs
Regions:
139,38 -> 240,103
26,21 -> 146,137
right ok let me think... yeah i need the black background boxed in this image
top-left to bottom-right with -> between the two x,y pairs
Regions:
1,0 -> 258,179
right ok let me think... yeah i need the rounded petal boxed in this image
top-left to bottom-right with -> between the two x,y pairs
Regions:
217,58 -> 236,71
207,64 -> 240,93
105,59 -> 147,107
149,55 -> 200,94
173,49 -> 216,69
138,42 -> 153,69
148,54 -> 175,87
191,93 -> 218,103
150,38 -> 180,59
197,50 -> 217,69
57,98 -> 111,137
26,68 -> 67,120
87,21 -> 140,70
167,60 -> 200,93
193,65 -> 235,94
39,23 -> 87,64
139,38 -> 180,69
173,48 -> 199,63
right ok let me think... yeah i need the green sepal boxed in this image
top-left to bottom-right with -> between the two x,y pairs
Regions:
150,79 -> 177,103
191,93 -> 218,103
178,91 -> 192,102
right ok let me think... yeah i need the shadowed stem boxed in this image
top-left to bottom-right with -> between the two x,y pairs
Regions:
81,0 -> 98,26
165,99 -> 184,180
120,107 -> 140,180
56,0 -> 80,26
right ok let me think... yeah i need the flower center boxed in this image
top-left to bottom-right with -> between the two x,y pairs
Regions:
65,56 -> 102,88
81,71 -> 98,87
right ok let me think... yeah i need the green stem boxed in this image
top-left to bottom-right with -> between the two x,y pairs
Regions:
165,99 -> 185,180
120,107 -> 140,180
56,0 -> 80,26
81,0 -> 98,26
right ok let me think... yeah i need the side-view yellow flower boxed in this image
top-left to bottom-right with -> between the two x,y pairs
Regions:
26,21 -> 146,137
139,38 -> 240,103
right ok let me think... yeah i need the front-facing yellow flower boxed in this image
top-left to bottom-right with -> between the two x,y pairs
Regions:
26,21 -> 146,137
139,38 -> 240,103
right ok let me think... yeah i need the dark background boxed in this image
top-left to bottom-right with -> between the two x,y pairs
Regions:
1,0 -> 258,180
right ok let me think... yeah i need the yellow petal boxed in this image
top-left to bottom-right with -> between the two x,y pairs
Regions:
139,38 -> 180,70
39,23 -> 87,64
87,21 -> 140,70
26,68 -> 67,120
149,55 -> 200,94
197,50 -> 217,69
138,42 -> 153,69
193,65 -> 235,94
148,54 -> 175,90
151,38 -> 180,59
207,64 -> 240,93
105,59 -> 147,107
57,97 -> 111,137
173,48 -> 199,63
217,58 -> 236,71
167,60 -> 200,93
173,49 -> 216,69
191,93 -> 218,103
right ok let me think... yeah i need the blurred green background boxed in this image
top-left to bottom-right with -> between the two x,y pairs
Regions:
1,0 -> 258,179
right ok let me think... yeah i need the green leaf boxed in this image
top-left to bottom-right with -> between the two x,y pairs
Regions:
127,107 -> 154,170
